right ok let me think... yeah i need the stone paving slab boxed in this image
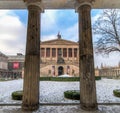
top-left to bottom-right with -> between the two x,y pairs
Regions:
0,105 -> 120,113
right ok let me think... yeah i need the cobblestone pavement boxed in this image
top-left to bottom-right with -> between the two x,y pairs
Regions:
1,105 -> 120,113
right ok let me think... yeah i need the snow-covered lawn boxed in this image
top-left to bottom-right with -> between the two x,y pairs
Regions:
0,78 -> 120,104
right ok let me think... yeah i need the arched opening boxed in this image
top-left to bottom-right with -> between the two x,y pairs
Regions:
58,66 -> 64,76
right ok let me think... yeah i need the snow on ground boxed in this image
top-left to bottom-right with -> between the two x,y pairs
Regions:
2,105 -> 120,113
58,74 -> 70,77
0,79 -> 23,104
96,78 -> 120,103
0,78 -> 120,104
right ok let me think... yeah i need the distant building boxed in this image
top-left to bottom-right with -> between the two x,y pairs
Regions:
99,64 -> 120,78
0,51 -> 8,70
8,53 -> 25,78
0,52 -> 8,78
0,52 -> 25,78
0,34 -> 102,78
40,33 -> 79,77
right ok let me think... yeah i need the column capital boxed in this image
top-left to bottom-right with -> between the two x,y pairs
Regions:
75,0 -> 94,12
23,0 -> 44,12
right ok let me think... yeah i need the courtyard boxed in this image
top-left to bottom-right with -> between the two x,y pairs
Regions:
0,78 -> 120,112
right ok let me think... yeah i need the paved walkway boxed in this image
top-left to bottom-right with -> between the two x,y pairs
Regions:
0,105 -> 120,113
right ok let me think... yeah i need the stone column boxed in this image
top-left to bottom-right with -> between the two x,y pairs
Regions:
44,48 -> 46,57
56,48 -> 58,61
44,48 -> 46,62
72,48 -> 74,60
67,48 -> 69,59
22,1 -> 43,111
61,48 -> 63,57
50,48 -> 52,60
77,48 -> 79,61
76,1 -> 98,111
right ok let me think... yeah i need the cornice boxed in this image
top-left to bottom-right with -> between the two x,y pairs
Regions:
23,0 -> 44,12
75,0 -> 95,12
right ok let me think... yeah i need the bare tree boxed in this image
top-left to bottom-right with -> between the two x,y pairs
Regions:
93,9 -> 120,54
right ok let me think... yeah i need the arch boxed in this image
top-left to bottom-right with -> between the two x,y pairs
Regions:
58,66 -> 64,76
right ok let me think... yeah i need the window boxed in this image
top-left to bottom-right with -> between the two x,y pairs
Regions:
52,48 -> 56,57
63,48 -> 67,57
41,48 -> 45,57
46,48 -> 50,57
68,48 -> 72,57
74,48 -> 77,57
58,48 -> 62,56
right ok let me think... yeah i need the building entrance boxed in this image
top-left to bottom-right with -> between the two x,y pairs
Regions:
58,66 -> 64,76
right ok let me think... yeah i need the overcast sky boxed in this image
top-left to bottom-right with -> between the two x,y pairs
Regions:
0,9 -> 120,68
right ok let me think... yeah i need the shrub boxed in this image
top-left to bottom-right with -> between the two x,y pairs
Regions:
40,76 -> 101,81
12,90 -> 23,100
40,77 -> 51,81
51,77 -> 79,81
64,90 -> 80,100
95,76 -> 101,80
113,89 -> 120,97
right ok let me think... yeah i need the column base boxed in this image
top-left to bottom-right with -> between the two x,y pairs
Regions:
81,103 -> 98,111
22,103 -> 39,111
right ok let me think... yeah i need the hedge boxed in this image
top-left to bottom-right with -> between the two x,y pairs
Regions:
40,76 -> 101,81
64,90 -> 80,100
12,90 -> 23,100
113,89 -> 120,97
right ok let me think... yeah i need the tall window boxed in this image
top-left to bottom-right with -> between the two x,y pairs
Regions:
41,48 -> 45,57
68,48 -> 72,57
74,48 -> 77,57
63,48 -> 67,57
46,48 -> 50,57
52,48 -> 56,57
58,48 -> 61,56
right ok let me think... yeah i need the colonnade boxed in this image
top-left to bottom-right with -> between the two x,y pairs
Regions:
100,69 -> 120,77
23,0 -> 97,111
41,47 -> 78,59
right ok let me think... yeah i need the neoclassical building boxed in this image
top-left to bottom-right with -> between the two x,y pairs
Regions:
0,52 -> 24,78
0,51 -> 8,70
8,53 -> 24,78
0,52 -> 8,78
40,33 -> 79,77
98,63 -> 120,78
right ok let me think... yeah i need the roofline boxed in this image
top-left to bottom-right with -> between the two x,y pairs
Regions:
41,38 -> 79,44
0,0 -> 120,9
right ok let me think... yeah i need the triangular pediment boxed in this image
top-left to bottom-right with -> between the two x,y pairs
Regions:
41,39 -> 78,45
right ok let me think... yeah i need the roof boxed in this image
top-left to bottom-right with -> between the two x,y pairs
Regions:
41,38 -> 79,45
7,53 -> 25,61
0,0 -> 120,9
0,51 -> 8,58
